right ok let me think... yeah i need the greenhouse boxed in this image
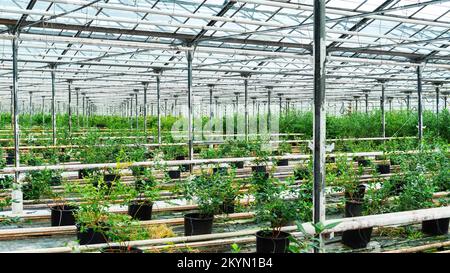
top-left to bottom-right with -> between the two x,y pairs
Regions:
0,0 -> 449,257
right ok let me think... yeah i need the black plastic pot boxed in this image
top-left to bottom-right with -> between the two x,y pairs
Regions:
78,169 -> 91,179
176,156 -> 191,172
76,225 -> 109,245
252,165 -> 267,174
357,159 -> 370,167
376,164 -> 390,174
212,167 -> 228,175
100,246 -> 143,253
342,227 -> 373,249
219,199 -> 235,214
131,166 -> 146,176
6,156 -> 14,165
326,157 -> 335,163
184,213 -> 214,236
422,218 -> 450,236
255,230 -> 290,253
276,159 -> 289,166
181,164 -> 191,172
342,200 -> 373,249
231,161 -> 244,169
128,201 -> 153,221
104,174 -> 120,182
50,205 -> 78,226
50,175 -> 62,186
168,170 -> 181,179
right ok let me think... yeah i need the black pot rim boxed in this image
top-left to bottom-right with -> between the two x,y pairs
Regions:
129,200 -> 154,206
184,212 -> 214,221
255,230 -> 290,240
50,205 -> 78,212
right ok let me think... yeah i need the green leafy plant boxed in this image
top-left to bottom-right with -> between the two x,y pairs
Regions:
180,169 -> 237,216
289,221 -> 340,253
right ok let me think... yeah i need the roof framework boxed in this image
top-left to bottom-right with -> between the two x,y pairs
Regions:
0,0 -> 449,109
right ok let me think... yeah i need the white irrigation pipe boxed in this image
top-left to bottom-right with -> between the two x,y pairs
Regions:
5,206 -> 450,253
0,149 -> 430,174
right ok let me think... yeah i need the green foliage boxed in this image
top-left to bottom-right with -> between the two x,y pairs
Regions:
66,172 -> 134,230
288,221 -> 340,253
253,176 -> 312,235
180,169 -> 238,216
329,156 -> 364,201
22,169 -> 61,200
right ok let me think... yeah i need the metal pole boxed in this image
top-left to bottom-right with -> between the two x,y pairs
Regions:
156,73 -> 161,144
313,0 -> 326,252
266,87 -> 272,132
143,82 -> 148,142
208,84 -> 214,134
435,84 -> 440,116
406,93 -> 411,111
364,92 -> 369,114
82,93 -> 86,128
134,89 -> 139,130
11,35 -> 22,215
75,88 -> 79,129
417,66 -> 423,141
278,94 -> 283,117
129,94 -> 133,129
244,78 -> 249,141
10,85 -> 13,129
68,80 -> 72,133
51,65 -> 57,146
187,49 -> 194,163
234,93 -> 239,139
380,80 -> 386,138
164,99 -> 168,117
28,91 -> 32,126
41,96 -> 45,126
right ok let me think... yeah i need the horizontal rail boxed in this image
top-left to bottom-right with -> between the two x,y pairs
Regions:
5,206 -> 450,253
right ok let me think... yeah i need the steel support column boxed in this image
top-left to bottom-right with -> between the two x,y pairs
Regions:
11,35 -> 22,215
435,84 -> 441,116
244,78 -> 249,141
364,91 -> 369,114
68,80 -> 72,133
379,80 -> 386,138
82,93 -> 86,128
28,91 -> 32,126
313,0 -> 326,252
143,82 -> 149,142
41,96 -> 45,126
208,84 -> 214,134
266,87 -> 272,133
156,73 -> 161,144
129,94 -> 133,129
417,66 -> 424,141
134,89 -> 139,130
187,49 -> 194,164
51,65 -> 57,146
75,87 -> 80,128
